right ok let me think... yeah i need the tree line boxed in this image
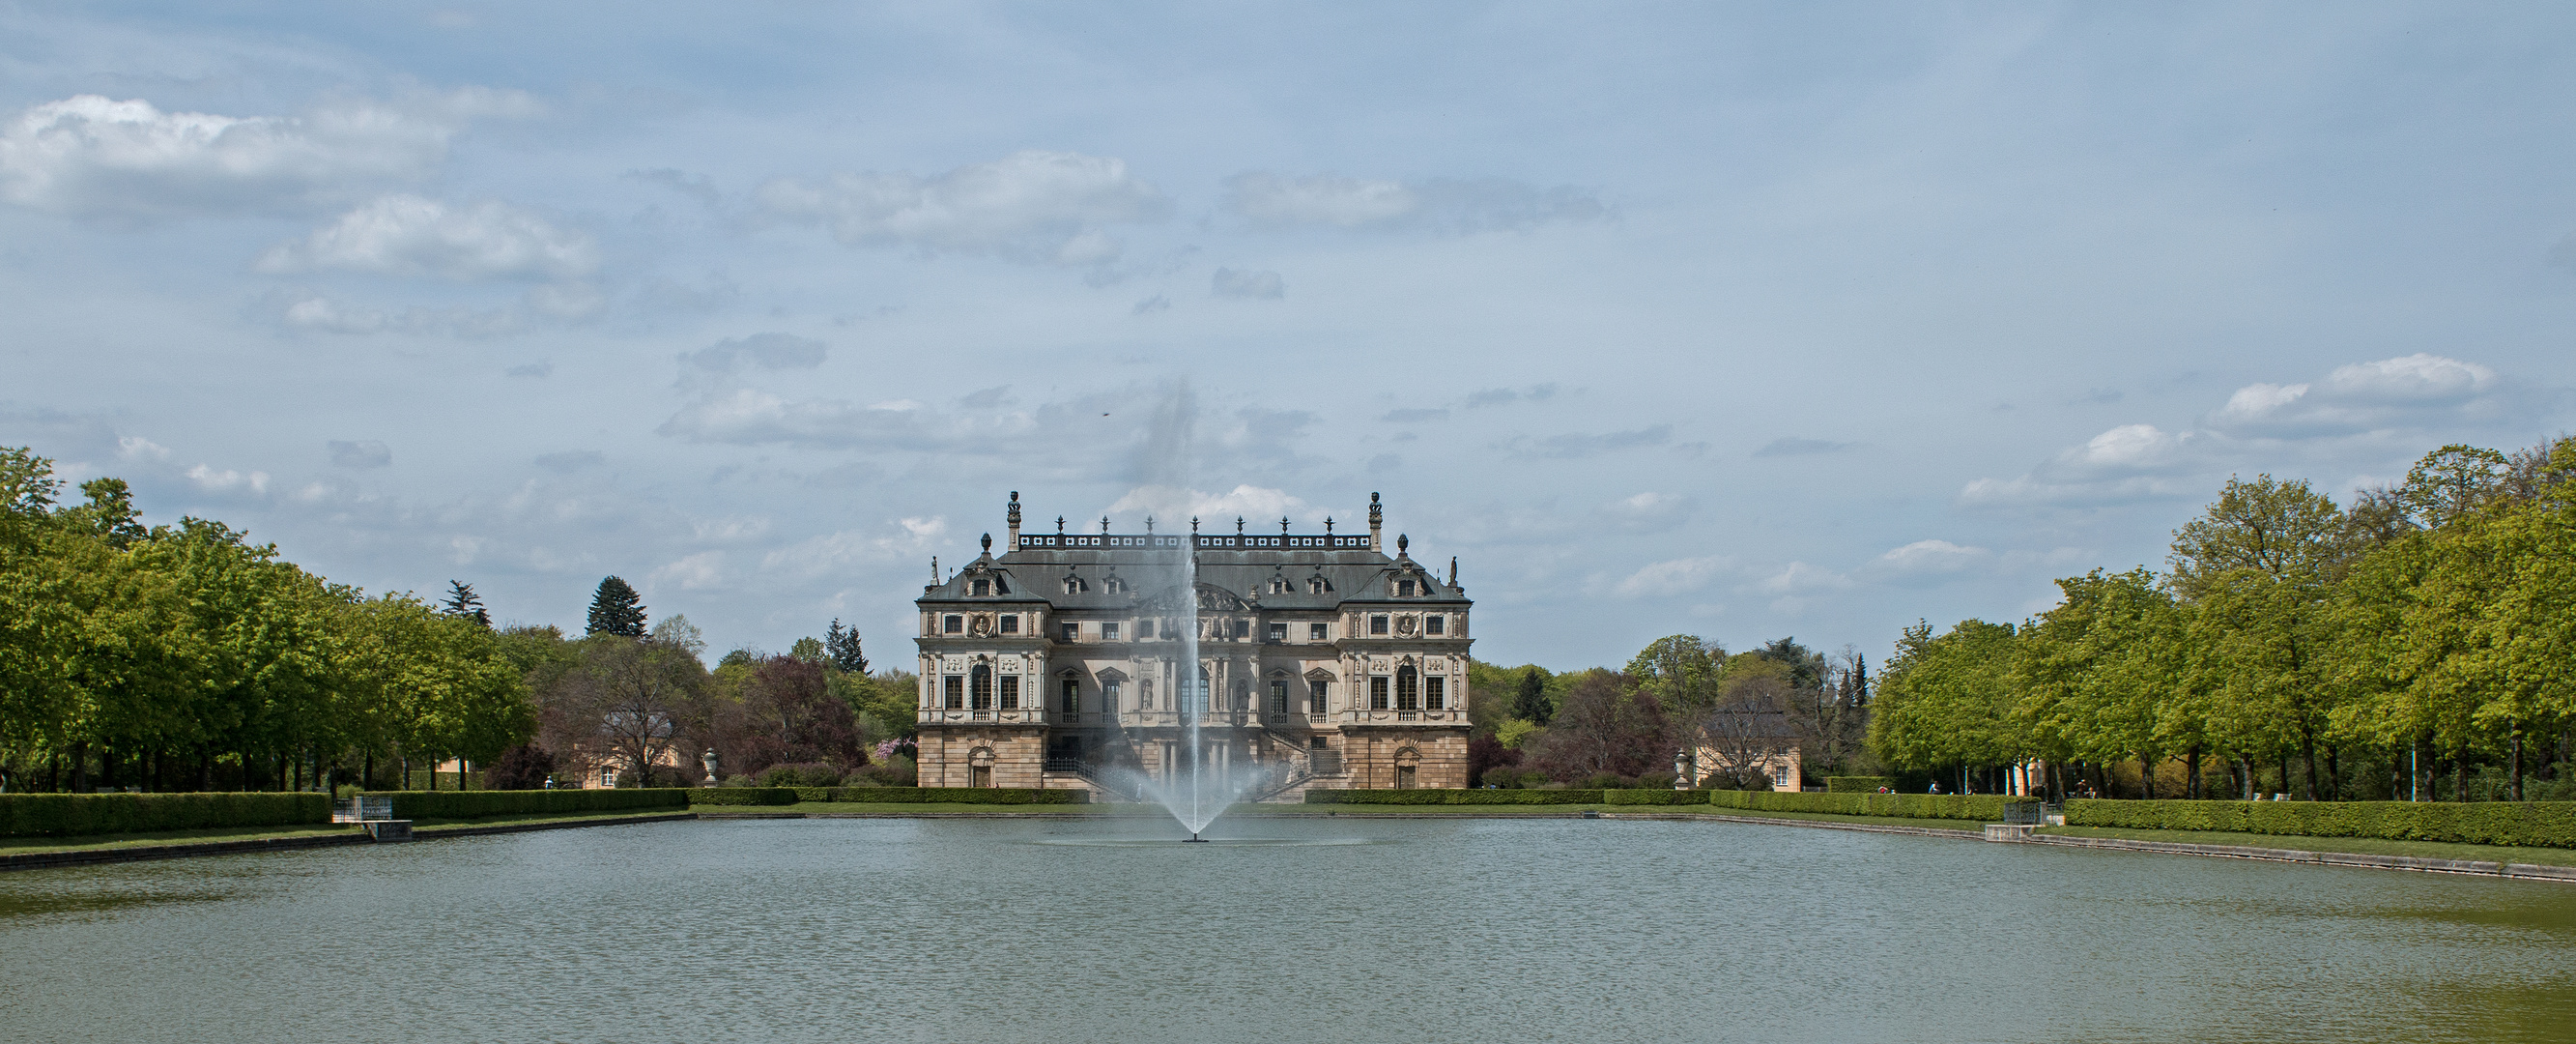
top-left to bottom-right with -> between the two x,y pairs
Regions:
1462,635 -> 1874,789
1871,439 -> 2576,802
0,447 -> 915,794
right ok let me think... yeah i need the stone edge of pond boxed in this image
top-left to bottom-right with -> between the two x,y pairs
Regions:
0,812 -> 699,872
2009,831 -> 2576,883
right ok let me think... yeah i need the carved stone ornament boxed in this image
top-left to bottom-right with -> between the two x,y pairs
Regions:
941,657 -> 967,673
969,613 -> 996,637
1395,615 -> 1418,637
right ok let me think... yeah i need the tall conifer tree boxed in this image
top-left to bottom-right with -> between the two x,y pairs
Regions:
586,576 -> 646,636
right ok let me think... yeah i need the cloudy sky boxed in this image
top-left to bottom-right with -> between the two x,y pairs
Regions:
5,4 -> 2573,669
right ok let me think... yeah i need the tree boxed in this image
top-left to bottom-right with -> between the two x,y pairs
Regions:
825,619 -> 868,675
1626,635 -> 1726,716
539,632 -> 705,787
1525,670 -> 1668,781
441,580 -> 491,628
2169,476 -> 2353,799
1869,619 -> 2019,782
1513,666 -> 1552,725
586,575 -> 646,637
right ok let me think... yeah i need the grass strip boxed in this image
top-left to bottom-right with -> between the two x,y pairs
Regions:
703,801 -> 1116,816
2036,825 -> 2576,867
2,808 -> 693,856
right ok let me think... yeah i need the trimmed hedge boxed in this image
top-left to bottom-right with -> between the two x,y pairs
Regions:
690,788 -> 801,806
1708,790 -> 2040,822
0,793 -> 330,838
2065,798 -> 2576,850
1307,789 -> 1609,804
1603,789 -> 1703,805
367,788 -> 692,820
811,787 -> 1088,804
1826,776 -> 1893,794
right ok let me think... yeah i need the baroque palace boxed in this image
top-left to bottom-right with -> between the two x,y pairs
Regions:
913,492 -> 1472,797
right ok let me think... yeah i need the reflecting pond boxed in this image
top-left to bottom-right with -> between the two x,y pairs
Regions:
4,816 -> 2571,1043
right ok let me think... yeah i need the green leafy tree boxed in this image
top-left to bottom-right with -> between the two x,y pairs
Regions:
586,575 -> 646,637
1626,635 -> 1727,716
1869,619 -> 2019,783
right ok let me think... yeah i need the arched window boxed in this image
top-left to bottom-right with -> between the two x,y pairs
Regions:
970,664 -> 993,710
1063,575 -> 1087,594
1105,575 -> 1128,594
1308,575 -> 1331,594
1395,666 -> 1419,710
1139,678 -> 1156,710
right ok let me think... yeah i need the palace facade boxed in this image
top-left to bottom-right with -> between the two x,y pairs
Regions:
912,493 -> 1472,798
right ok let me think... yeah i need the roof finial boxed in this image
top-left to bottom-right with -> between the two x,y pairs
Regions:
1236,516 -> 1245,536
981,533 -> 991,553
1191,516 -> 1200,535
1101,515 -> 1110,535
1449,556 -> 1458,587
1368,492 -> 1384,552
930,557 -> 939,584
1006,492 -> 1021,550
1146,515 -> 1155,535
1056,515 -> 1065,535
1397,534 -> 1409,555
1325,516 -> 1334,535
1281,515 -> 1290,536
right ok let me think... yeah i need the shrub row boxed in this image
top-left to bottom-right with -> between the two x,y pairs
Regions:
366,788 -> 692,820
1826,776 -> 1893,794
1603,789 -> 1703,805
2065,798 -> 2576,849
0,793 -> 331,838
691,786 -> 1092,806
1708,790 -> 2040,822
691,788 -> 801,806
1307,789 -> 1610,804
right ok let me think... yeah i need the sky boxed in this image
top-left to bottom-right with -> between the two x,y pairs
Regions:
4,3 -> 2574,670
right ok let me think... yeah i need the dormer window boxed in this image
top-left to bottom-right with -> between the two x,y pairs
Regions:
970,579 -> 990,596
1063,575 -> 1087,594
1104,576 -> 1128,594
1268,577 -> 1290,594
1396,579 -> 1417,596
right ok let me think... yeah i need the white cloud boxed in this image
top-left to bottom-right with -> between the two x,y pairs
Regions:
2207,353 -> 2505,437
185,462 -> 269,495
1223,171 -> 1608,232
1611,554 -> 1740,597
0,90 -> 531,219
652,551 -> 726,590
1104,484 -> 1324,527
274,282 -> 605,336
1875,539 -> 1991,574
1211,267 -> 1284,299
755,150 -> 1168,266
257,194 -> 596,280
1960,423 -> 2205,508
760,517 -> 948,573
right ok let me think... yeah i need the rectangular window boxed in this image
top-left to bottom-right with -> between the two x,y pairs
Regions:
1271,681 -> 1288,714
943,676 -> 964,710
943,615 -> 963,634
599,767 -> 616,788
1397,579 -> 1416,596
1427,676 -> 1445,710
1104,680 -> 1122,711
1102,622 -> 1121,641
1061,622 -> 1079,642
1309,680 -> 1329,713
1000,676 -> 1020,710
1370,677 -> 1389,710
1309,623 -> 1329,641
970,579 -> 989,596
1370,615 -> 1388,635
1061,679 -> 1080,713
1396,672 -> 1419,710
1138,618 -> 1155,640
971,670 -> 993,710
1000,615 -> 1018,634
1233,619 -> 1250,639
1310,736 -> 1329,750
1269,623 -> 1286,643
1426,615 -> 1445,635
1772,766 -> 1792,790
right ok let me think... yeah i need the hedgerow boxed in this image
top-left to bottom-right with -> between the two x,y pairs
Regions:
1707,790 -> 2039,822
689,787 -> 800,806
1306,789 -> 1609,804
2064,798 -> 2576,849
368,788 -> 691,819
1602,789 -> 1702,805
0,793 -> 330,838
812,787 -> 1088,804
1826,776 -> 1893,794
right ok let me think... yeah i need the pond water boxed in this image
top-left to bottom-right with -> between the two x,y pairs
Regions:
3,816 -> 2571,1043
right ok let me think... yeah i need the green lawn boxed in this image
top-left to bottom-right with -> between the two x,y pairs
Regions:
2036,825 -> 2576,867
1683,806 -> 1991,831
701,801 -> 1120,816
2,808 -> 689,856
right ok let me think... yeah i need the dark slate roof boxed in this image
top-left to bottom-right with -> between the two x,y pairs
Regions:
916,534 -> 1468,611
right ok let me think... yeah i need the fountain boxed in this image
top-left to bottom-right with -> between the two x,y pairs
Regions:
1098,382 -> 1280,841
